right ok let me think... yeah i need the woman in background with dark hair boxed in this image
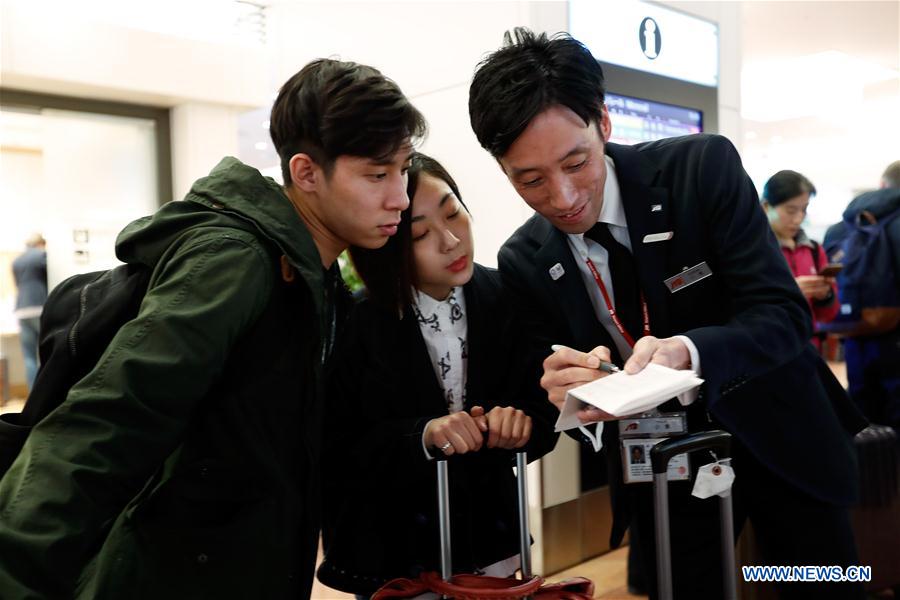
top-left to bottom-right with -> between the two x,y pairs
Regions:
761,169 -> 839,349
317,152 -> 558,599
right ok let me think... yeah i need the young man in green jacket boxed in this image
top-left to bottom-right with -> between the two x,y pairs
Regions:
0,59 -> 425,599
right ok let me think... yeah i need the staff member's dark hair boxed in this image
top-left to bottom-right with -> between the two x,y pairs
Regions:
351,153 -> 466,314
270,58 -> 427,184
469,27 -> 606,159
762,170 -> 817,206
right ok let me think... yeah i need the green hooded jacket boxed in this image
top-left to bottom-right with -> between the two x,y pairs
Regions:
0,157 -> 337,599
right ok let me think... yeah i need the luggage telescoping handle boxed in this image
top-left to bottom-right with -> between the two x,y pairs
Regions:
649,430 -> 736,600
433,450 -> 532,584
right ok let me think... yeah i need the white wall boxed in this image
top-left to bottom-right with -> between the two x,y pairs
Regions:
0,148 -> 44,254
1,0 -> 267,202
171,103 -> 242,201
40,109 -> 159,287
0,1 -> 270,109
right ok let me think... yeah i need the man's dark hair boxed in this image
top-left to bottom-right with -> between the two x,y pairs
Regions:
762,170 -> 817,206
350,152 -> 466,313
882,161 -> 900,189
469,27 -> 606,158
270,58 -> 427,184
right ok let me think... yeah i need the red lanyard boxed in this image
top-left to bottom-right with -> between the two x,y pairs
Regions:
584,257 -> 651,348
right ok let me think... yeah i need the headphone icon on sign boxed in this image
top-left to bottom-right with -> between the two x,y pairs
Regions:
639,17 -> 661,60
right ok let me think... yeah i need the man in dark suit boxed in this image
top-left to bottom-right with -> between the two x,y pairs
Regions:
468,28 -> 867,599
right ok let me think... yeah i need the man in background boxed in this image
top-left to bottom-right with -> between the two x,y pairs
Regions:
11,232 -> 47,391
825,160 -> 900,429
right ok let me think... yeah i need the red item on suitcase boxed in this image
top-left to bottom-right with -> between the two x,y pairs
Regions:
371,451 -> 595,600
371,572 -> 594,599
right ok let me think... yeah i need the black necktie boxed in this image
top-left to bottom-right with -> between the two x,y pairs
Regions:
585,222 -> 642,340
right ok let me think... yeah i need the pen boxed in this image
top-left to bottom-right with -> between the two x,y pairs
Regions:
550,344 -> 621,374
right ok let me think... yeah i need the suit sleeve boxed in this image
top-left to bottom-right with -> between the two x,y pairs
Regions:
491,272 -> 560,462
498,244 -> 598,448
684,136 -> 814,407
0,232 -> 274,598
323,305 -> 443,478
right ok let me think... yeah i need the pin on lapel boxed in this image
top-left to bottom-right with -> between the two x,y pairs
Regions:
643,231 -> 674,244
651,204 -> 663,212
549,263 -> 565,280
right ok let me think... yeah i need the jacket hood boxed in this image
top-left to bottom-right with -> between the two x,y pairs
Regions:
842,187 -> 900,222
115,157 -> 323,283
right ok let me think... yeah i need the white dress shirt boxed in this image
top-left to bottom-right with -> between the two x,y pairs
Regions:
565,156 -> 701,450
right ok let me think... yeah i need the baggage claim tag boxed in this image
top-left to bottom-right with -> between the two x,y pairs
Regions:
621,438 -> 690,483
691,458 -> 735,499
619,413 -> 687,437
620,413 -> 690,483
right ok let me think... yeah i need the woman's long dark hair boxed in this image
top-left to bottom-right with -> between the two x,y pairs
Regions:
350,152 -> 465,315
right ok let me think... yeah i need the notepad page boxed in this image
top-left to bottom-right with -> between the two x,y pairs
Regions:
554,363 -> 704,431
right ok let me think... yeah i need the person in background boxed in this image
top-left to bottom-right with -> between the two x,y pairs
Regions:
11,232 -> 47,391
317,153 -> 558,599
761,170 -> 839,351
825,161 -> 900,428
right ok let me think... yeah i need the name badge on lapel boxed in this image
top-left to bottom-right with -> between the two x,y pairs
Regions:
664,261 -> 712,293
643,231 -> 674,244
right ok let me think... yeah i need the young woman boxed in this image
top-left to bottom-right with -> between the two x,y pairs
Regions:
317,153 -> 558,598
762,169 -> 839,349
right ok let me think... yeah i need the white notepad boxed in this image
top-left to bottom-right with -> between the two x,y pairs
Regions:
554,363 -> 704,432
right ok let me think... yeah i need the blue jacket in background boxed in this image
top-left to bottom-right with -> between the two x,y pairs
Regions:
12,246 -> 47,311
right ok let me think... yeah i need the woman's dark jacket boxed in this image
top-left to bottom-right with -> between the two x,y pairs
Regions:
317,264 -> 559,596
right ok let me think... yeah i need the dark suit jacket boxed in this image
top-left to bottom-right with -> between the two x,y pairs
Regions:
317,264 -> 559,595
499,134 -> 867,546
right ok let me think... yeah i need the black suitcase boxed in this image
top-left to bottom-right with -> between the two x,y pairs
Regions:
650,430 -> 738,600
851,424 -> 900,594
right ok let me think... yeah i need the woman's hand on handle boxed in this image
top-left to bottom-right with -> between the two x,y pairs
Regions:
424,412 -> 485,456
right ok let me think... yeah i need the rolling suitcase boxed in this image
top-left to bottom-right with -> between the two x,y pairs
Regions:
850,424 -> 900,594
650,430 -> 738,600
372,451 -> 594,599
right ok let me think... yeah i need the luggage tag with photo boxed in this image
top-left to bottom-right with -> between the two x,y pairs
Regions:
691,456 -> 735,498
621,437 -> 691,484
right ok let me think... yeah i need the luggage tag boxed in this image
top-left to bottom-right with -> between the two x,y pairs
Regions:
691,456 -> 735,499
621,437 -> 691,484
618,411 -> 687,438
664,262 -> 712,293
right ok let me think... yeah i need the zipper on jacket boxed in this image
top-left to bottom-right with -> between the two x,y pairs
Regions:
68,281 -> 92,358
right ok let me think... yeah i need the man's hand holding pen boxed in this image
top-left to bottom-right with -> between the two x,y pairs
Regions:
545,338 -> 694,424
543,344 -> 619,422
